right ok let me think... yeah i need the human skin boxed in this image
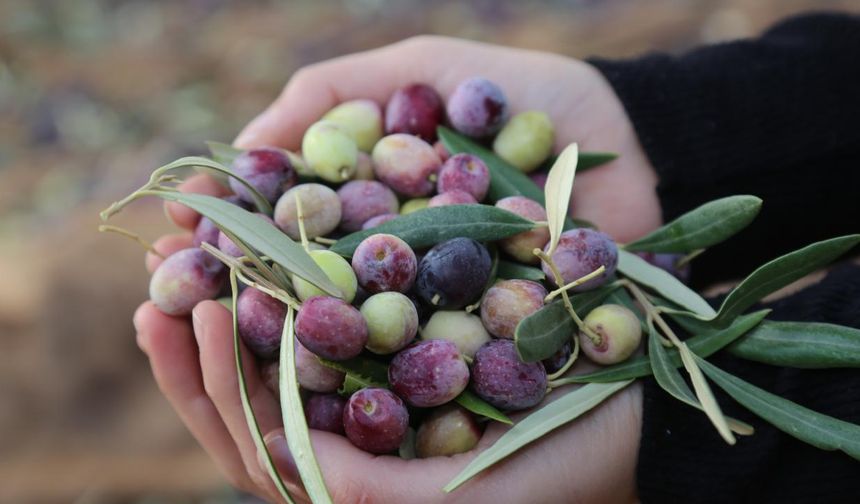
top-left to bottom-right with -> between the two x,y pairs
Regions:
137,36 -> 658,503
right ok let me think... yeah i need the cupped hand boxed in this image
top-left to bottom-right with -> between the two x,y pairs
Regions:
139,36 -> 655,503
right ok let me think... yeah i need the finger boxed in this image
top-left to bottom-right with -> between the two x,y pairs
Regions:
145,233 -> 193,273
193,300 -> 288,497
234,36 -> 482,150
165,173 -> 231,231
133,301 -> 256,493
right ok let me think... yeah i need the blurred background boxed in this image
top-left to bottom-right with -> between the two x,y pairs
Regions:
0,0 -> 856,502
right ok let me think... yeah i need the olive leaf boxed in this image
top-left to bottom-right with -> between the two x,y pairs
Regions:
279,308 -> 334,504
438,126 -> 615,206
229,271 -> 296,504
154,192 -> 341,297
648,322 -> 753,436
329,205 -> 536,257
438,126 -> 550,204
617,250 -> 716,317
681,234 -> 860,327
624,196 -> 762,253
496,260 -> 545,281
168,156 -> 272,214
319,355 -> 512,424
204,140 -> 243,187
727,320 -> 860,369
455,390 -> 513,425
538,151 -> 618,174
561,309 -> 769,384
515,284 -> 618,362
317,355 -> 389,390
694,354 -> 860,461
544,143 -> 579,256
444,380 -> 633,493
677,342 -> 736,444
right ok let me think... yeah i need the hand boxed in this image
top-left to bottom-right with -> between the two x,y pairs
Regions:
137,36 -> 652,503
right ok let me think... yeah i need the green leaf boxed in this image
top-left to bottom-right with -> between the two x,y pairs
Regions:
317,355 -> 389,389
319,356 -> 511,424
728,320 -> 860,369
648,323 -> 751,437
515,284 -> 617,362
455,390 -> 513,425
565,309 -> 769,383
229,271 -> 296,504
496,260 -> 545,281
329,205 -> 535,257
155,192 -> 341,297
617,249 -> 716,317
161,156 -> 272,214
438,126 -> 546,204
280,308 -> 333,504
704,234 -> 860,326
677,342 -> 735,444
444,380 -> 633,493
539,152 -> 618,174
544,143 -> 579,256
206,140 -> 243,166
625,196 -> 762,253
694,354 -> 860,461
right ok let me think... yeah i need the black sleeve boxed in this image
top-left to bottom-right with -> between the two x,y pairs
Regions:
634,263 -> 860,503
588,12 -> 860,288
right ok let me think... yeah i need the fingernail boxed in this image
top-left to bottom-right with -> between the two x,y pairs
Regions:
262,431 -> 299,481
192,307 -> 204,346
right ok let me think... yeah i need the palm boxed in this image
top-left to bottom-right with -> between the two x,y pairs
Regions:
137,36 -> 653,504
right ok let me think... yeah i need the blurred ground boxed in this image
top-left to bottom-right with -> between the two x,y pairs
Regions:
0,0 -> 856,502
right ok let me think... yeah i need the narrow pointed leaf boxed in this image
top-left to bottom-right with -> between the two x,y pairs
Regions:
625,196 -> 762,253
538,151 -> 617,174
329,205 -> 535,257
438,126 -> 548,203
648,323 -> 752,436
677,343 -> 735,444
319,356 -> 511,423
229,271 -> 296,504
617,250 -> 716,317
706,234 -> 860,326
728,320 -> 860,369
154,192 -> 341,297
694,354 -> 860,460
496,260 -> 545,281
515,284 -> 618,362
280,308 -> 334,504
544,143 -> 579,256
444,380 -> 633,493
156,156 -> 271,214
206,140 -> 243,165
454,390 -> 512,425
564,310 -> 768,383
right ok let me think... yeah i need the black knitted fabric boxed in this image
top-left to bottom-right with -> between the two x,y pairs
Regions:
588,13 -> 860,503
590,12 -> 860,289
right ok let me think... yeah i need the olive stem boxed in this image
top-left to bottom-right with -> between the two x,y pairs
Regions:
543,265 -> 606,302
533,248 -> 602,346
546,335 -> 580,382
675,248 -> 705,269
98,224 -> 164,259
314,237 -> 337,245
620,279 -> 676,347
294,193 -> 311,253
202,243 -> 301,310
99,182 -> 167,221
